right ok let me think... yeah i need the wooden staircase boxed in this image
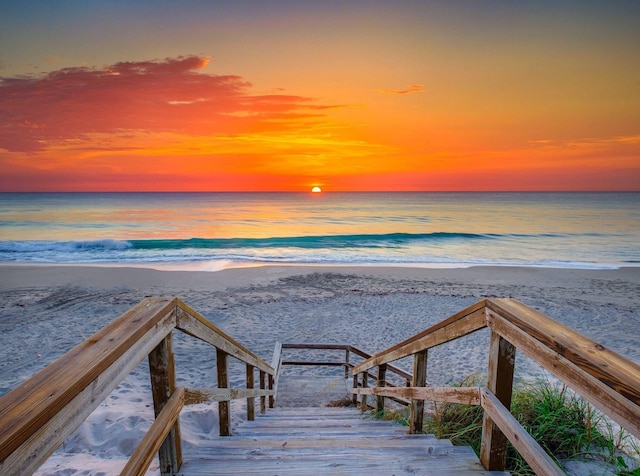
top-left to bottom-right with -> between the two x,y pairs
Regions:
177,407 -> 510,475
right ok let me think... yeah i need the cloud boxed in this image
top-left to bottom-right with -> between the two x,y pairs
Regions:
375,83 -> 424,95
0,55 -> 335,152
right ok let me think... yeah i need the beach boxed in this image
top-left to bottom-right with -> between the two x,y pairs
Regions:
1,264 -> 639,474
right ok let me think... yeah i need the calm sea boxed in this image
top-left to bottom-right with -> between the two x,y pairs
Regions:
0,192 -> 638,270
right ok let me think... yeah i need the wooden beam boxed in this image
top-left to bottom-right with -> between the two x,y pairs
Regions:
487,310 -> 640,439
175,302 -> 272,373
480,330 -> 515,471
148,333 -> 182,475
377,364 -> 387,413
353,300 -> 487,374
216,349 -> 230,436
246,364 -> 255,421
260,370 -> 267,414
481,388 -> 564,476
183,387 -> 274,405
410,349 -> 427,434
354,386 -> 480,406
0,299 -> 176,474
121,387 -> 185,476
487,298 -> 640,406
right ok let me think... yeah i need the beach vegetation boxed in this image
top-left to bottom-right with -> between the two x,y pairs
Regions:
369,374 -> 640,475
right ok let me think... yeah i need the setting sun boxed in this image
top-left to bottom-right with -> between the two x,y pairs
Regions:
311,186 -> 322,193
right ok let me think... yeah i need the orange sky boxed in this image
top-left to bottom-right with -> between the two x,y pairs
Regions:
1,1 -> 639,191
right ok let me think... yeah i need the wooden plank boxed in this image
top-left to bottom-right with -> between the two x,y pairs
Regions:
487,298 -> 640,406
344,349 -> 350,378
377,364 -> 387,413
282,344 -> 350,350
361,371 -> 369,408
217,349 -> 231,436
246,364 -> 255,421
0,308 -> 176,475
260,370 -> 267,414
354,386 -> 480,406
175,302 -> 272,373
271,342 -> 282,407
148,333 -> 182,474
282,361 -> 346,366
268,374 -> 275,409
480,330 -> 515,471
184,387 -> 274,405
121,387 -> 185,476
410,349 -> 427,434
352,300 -> 487,373
487,310 -> 640,439
481,388 -> 564,476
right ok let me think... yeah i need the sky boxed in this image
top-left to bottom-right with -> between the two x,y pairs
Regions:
1,0 -> 639,192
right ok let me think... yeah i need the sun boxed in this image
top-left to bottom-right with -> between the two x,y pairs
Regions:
311,186 -> 322,193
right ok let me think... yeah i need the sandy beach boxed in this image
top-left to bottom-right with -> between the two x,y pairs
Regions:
1,264 -> 639,474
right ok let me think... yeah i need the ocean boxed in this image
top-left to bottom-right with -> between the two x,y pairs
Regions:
0,192 -> 638,270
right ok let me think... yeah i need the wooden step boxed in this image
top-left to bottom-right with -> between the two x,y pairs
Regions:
177,407 -> 510,475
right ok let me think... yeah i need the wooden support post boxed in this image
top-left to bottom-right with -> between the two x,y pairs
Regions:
268,373 -> 275,408
259,370 -> 266,413
377,364 -> 387,413
480,330 -> 516,471
246,364 -> 255,421
344,349 -> 350,378
216,348 -> 231,436
352,372 -> 358,405
148,333 -> 182,475
410,349 -> 427,434
361,371 -> 368,408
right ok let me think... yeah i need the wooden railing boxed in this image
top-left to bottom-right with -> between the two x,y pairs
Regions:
272,343 -> 412,406
351,298 -> 640,476
0,297 -> 275,476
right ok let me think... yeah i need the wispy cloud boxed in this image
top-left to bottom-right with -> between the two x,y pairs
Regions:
0,55 -> 336,152
375,83 -> 424,95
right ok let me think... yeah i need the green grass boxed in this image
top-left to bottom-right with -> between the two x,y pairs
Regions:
369,374 -> 639,475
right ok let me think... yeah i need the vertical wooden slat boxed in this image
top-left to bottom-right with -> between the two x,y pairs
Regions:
344,349 -> 350,378
377,364 -> 387,413
361,371 -> 369,408
268,374 -> 275,408
410,349 -> 428,434
148,333 -> 182,475
216,348 -> 231,436
480,330 -> 516,471
246,364 -> 255,421
352,372 -> 359,405
259,370 -> 266,413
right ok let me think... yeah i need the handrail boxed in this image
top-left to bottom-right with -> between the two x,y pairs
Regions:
0,297 -> 275,476
351,297 -> 640,475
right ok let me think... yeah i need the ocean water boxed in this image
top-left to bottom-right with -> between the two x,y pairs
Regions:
0,192 -> 638,270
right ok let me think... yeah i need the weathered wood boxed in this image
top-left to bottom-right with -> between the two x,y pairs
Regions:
0,298 -> 176,474
361,372 -> 369,408
344,348 -> 350,378
354,386 -> 481,406
246,364 -> 255,421
176,304 -> 273,374
282,343 -> 351,350
480,330 -> 515,471
481,388 -> 564,476
410,349 -> 428,434
352,372 -> 359,404
352,301 -> 487,373
487,298 -> 640,406
148,333 -> 182,475
184,387 -> 274,405
121,387 -> 185,476
377,364 -> 387,412
268,373 -> 275,409
260,370 -> 267,414
216,348 -> 231,436
282,360 -> 346,366
271,341 -> 282,407
487,309 -> 640,438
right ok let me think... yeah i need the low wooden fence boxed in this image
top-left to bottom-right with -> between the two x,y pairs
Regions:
351,297 -> 640,476
0,297 -> 275,476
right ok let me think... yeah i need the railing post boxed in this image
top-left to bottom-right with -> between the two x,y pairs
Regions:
361,371 -> 369,408
377,364 -> 387,413
216,348 -> 231,436
344,348 -> 350,378
259,370 -> 267,413
148,333 -> 182,475
410,349 -> 427,434
246,364 -> 255,421
268,373 -> 275,408
352,372 -> 359,405
480,330 -> 516,470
